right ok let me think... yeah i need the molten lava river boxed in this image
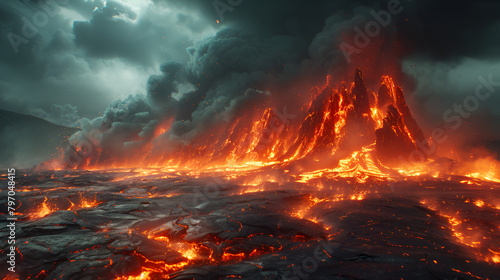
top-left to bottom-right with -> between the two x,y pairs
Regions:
1,70 -> 499,279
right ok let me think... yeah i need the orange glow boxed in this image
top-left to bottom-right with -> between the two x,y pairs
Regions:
36,69 -> 499,279
29,193 -> 101,219
33,197 -> 56,219
74,194 -> 100,209
420,200 -> 500,264
45,70 -> 500,187
154,118 -> 174,137
222,252 -> 246,262
116,271 -> 151,280
473,200 -> 485,207
45,72 -> 406,171
488,249 -> 500,263
46,69 -> 500,185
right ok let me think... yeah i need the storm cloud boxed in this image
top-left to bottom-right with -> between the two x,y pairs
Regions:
1,0 -> 500,167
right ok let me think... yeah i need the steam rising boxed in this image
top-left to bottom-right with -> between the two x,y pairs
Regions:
1,0 -> 500,168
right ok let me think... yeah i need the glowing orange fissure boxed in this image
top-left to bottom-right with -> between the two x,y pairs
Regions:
47,69 -> 499,183
420,200 -> 500,264
30,194 -> 101,219
60,71 -> 391,167
114,229 -> 287,280
32,70 -> 499,280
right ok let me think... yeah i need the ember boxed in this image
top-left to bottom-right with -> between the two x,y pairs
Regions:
3,168 -> 499,279
48,69 -> 499,186
2,1 -> 500,279
9,70 -> 495,279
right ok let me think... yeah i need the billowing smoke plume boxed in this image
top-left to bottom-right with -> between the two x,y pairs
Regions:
13,0 -> 496,169
56,0 -> 412,168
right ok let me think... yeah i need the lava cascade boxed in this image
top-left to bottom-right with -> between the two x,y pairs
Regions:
61,68 -> 425,172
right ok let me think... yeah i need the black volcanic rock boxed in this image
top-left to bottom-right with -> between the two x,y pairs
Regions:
375,105 -> 418,164
284,86 -> 337,159
340,69 -> 376,151
250,108 -> 290,160
351,68 -> 371,118
377,83 -> 392,109
338,82 -> 351,105
2,169 -> 499,280
394,87 -> 425,142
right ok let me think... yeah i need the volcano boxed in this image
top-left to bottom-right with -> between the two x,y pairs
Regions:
59,69 -> 427,171
3,70 -> 500,280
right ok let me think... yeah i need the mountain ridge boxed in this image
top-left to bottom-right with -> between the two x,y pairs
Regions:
0,110 -> 79,169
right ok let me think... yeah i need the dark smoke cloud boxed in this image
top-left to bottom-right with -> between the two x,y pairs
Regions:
54,0 -> 411,167
1,0 -> 500,167
73,1 -> 194,65
0,0 -> 208,120
394,1 -> 500,136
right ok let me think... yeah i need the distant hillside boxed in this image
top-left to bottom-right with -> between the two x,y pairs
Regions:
0,110 -> 79,169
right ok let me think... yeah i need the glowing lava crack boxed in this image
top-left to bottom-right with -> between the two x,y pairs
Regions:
6,69 -> 499,280
1,168 -> 499,280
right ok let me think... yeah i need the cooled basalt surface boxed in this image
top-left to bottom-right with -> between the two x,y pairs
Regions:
1,169 -> 499,279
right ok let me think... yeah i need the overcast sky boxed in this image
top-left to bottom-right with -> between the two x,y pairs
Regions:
1,0 -> 499,140
0,0 -> 219,125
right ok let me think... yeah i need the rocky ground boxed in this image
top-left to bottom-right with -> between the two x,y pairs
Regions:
0,168 -> 499,279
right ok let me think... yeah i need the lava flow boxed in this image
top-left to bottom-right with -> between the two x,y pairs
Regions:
3,167 -> 499,279
52,68 -> 500,184
4,69 -> 499,280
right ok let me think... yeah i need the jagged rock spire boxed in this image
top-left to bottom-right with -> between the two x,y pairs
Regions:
352,68 -> 371,118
